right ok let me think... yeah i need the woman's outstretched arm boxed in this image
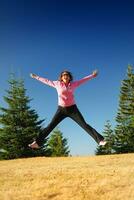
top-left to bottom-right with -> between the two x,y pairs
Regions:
72,70 -> 98,87
30,73 -> 56,88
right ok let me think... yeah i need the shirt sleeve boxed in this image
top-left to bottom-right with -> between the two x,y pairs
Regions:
72,74 -> 96,88
34,76 -> 57,88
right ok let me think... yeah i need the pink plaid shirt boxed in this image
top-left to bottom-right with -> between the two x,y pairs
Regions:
35,74 -> 96,107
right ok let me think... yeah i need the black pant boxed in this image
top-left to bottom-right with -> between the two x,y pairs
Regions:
36,104 -> 104,146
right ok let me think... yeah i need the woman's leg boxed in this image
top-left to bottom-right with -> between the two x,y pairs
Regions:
36,107 -> 66,146
68,105 -> 104,144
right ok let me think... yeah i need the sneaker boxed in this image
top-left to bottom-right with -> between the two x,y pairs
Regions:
28,141 -> 40,149
99,140 -> 107,146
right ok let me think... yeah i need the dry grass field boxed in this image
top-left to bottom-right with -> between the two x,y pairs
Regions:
0,154 -> 134,200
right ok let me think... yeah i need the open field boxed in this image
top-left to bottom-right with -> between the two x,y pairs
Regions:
0,154 -> 134,200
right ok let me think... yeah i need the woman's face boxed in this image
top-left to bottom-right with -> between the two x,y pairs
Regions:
61,73 -> 70,84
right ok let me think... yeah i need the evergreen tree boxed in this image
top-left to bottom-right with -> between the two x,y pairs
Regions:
114,65 -> 134,153
0,75 -> 47,159
96,120 -> 115,155
46,127 -> 70,157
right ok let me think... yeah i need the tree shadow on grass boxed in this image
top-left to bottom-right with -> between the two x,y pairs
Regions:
47,192 -> 62,199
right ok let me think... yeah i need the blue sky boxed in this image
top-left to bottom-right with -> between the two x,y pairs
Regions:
0,0 -> 134,155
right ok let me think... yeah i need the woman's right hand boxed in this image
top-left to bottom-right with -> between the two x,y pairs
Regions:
30,73 -> 37,78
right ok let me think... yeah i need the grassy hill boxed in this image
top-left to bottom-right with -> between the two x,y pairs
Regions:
0,154 -> 134,200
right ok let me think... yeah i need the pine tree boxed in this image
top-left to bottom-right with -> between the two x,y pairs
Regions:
0,75 -> 47,159
95,120 -> 115,155
46,127 -> 70,157
114,65 -> 134,153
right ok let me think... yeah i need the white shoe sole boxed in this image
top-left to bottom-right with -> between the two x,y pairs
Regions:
99,141 -> 107,146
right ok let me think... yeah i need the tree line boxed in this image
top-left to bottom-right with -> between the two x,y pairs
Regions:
0,74 -> 70,159
96,65 -> 134,155
0,65 -> 134,159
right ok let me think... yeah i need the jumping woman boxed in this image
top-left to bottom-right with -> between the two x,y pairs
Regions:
28,70 -> 106,149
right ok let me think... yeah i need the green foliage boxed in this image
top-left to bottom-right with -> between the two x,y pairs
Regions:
114,65 -> 134,153
0,75 -> 47,159
96,65 -> 134,155
96,120 -> 115,155
46,127 -> 70,157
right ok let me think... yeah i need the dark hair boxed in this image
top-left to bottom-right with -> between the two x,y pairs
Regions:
58,70 -> 73,82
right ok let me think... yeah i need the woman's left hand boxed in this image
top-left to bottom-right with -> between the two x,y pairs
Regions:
92,70 -> 98,76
